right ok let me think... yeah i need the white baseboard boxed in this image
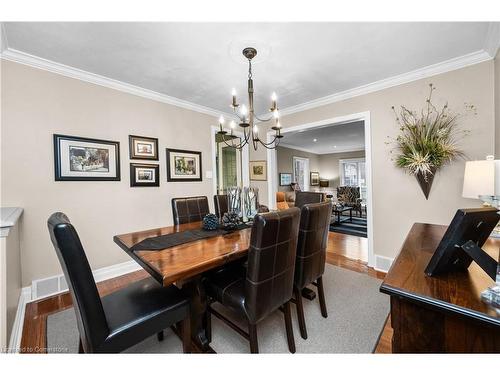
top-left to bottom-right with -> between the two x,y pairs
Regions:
8,260 -> 142,354
7,287 -> 30,353
374,255 -> 394,273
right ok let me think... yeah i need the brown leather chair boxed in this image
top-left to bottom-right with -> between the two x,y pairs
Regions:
47,212 -> 191,353
213,194 -> 229,220
203,208 -> 300,353
172,196 -> 210,225
293,201 -> 332,339
294,191 -> 324,209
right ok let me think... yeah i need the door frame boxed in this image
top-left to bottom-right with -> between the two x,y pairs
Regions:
266,111 -> 375,267
292,156 -> 310,191
210,125 -> 249,198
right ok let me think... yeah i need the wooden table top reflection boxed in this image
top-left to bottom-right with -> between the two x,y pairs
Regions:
113,221 -> 252,286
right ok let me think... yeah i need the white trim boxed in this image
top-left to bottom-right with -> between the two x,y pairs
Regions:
210,125 -> 250,198
267,111 -> 376,268
278,143 -> 365,155
7,287 -> 30,353
374,255 -> 394,273
0,48 -> 229,119
276,50 -> 492,117
484,22 -> 500,58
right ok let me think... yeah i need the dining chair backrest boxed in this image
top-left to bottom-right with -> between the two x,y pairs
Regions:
244,208 -> 300,324
47,212 -> 109,353
171,196 -> 210,225
294,191 -> 324,209
294,201 -> 332,290
213,194 -> 229,220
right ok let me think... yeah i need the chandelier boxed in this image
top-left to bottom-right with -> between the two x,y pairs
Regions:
217,47 -> 283,150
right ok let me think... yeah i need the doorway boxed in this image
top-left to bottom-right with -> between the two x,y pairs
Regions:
267,112 -> 374,267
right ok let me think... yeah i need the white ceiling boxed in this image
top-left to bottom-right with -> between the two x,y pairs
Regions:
279,121 -> 365,154
1,22 -> 494,117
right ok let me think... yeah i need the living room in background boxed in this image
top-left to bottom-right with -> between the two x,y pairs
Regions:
293,156 -> 310,191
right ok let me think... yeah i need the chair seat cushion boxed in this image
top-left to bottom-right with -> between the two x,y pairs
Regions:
100,277 -> 189,351
204,264 -> 246,314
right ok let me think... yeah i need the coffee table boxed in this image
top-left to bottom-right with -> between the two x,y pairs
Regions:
331,205 -> 353,225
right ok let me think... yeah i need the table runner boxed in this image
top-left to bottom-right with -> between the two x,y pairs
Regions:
130,223 -> 252,252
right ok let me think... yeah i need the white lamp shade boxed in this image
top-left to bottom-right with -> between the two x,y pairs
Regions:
462,160 -> 500,199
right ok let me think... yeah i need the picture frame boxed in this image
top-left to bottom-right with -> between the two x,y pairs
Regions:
53,134 -> 120,181
310,171 -> 320,186
279,173 -> 292,186
129,135 -> 159,160
250,160 -> 267,181
166,148 -> 202,182
130,163 -> 160,187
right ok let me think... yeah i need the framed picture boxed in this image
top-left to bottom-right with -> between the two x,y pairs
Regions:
279,173 -> 292,186
53,134 -> 120,181
130,163 -> 160,187
166,148 -> 202,182
310,171 -> 320,186
129,135 -> 159,160
250,160 -> 267,181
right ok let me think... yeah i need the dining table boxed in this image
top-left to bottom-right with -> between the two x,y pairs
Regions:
113,221 -> 253,353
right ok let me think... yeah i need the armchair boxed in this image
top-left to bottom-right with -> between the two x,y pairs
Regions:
336,186 -> 363,217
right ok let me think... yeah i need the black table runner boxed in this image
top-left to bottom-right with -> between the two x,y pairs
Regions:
130,223 -> 252,252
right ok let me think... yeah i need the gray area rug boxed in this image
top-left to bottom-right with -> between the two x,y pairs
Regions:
47,265 -> 389,353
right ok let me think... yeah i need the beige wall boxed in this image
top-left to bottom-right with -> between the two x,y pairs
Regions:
1,60 -> 219,285
318,150 -> 366,190
496,51 -> 500,157
256,61 -> 495,259
276,146 -> 320,191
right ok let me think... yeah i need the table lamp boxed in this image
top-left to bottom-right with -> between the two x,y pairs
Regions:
462,155 -> 500,307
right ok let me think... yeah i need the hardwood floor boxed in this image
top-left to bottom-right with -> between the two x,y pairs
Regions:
19,232 -> 392,353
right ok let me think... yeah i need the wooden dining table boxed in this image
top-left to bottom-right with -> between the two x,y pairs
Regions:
113,221 -> 253,352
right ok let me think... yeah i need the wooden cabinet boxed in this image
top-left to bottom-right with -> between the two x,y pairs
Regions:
380,223 -> 500,353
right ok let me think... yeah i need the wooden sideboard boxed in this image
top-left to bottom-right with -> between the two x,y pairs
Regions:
380,223 -> 500,353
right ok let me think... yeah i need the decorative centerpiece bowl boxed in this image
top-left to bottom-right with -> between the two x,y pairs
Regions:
222,212 -> 240,231
202,213 -> 219,231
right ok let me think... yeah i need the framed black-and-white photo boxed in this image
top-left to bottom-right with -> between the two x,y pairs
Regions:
166,148 -> 202,182
279,173 -> 292,186
250,160 -> 267,181
129,135 -> 159,160
130,163 -> 160,187
310,171 -> 320,186
53,134 -> 120,181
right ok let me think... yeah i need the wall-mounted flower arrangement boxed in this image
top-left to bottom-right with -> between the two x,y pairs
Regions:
387,84 -> 474,199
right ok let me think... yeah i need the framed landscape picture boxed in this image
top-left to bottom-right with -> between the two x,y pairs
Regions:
129,135 -> 159,160
310,171 -> 320,186
279,172 -> 292,186
53,134 -> 120,181
166,148 -> 202,182
130,163 -> 160,187
250,160 -> 267,181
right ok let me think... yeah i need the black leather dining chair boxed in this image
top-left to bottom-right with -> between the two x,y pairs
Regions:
172,196 -> 210,225
47,212 -> 191,353
213,194 -> 229,220
294,191 -> 324,209
203,208 -> 300,353
293,201 -> 332,339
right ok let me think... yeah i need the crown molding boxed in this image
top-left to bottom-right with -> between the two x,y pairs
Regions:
0,48 -> 229,119
277,49 -> 492,118
484,22 -> 500,58
278,143 -> 365,155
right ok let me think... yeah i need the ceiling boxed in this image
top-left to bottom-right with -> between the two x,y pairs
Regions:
1,22 -> 495,117
279,121 -> 365,154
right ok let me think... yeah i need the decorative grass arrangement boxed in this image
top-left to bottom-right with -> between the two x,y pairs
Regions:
388,84 -> 474,199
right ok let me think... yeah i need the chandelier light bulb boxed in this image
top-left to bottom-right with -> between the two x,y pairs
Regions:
274,110 -> 280,119
230,120 -> 236,129
219,115 -> 225,125
276,120 -> 282,128
253,125 -> 258,134
232,88 -> 237,96
271,92 -> 277,101
240,104 -> 248,117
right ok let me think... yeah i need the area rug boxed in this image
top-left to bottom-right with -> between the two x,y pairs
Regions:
46,265 -> 388,353
330,216 -> 367,238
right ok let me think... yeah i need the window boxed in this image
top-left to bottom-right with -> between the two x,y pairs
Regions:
340,158 -> 366,200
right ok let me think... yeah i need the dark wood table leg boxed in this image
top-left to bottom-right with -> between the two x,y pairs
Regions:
180,276 -> 214,353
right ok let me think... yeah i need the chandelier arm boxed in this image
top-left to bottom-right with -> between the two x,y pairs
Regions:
219,125 -> 252,150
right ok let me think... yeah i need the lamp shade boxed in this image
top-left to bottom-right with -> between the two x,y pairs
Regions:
462,159 -> 500,199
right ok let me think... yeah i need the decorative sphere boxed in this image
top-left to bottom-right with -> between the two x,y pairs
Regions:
202,213 -> 219,231
222,212 -> 240,230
